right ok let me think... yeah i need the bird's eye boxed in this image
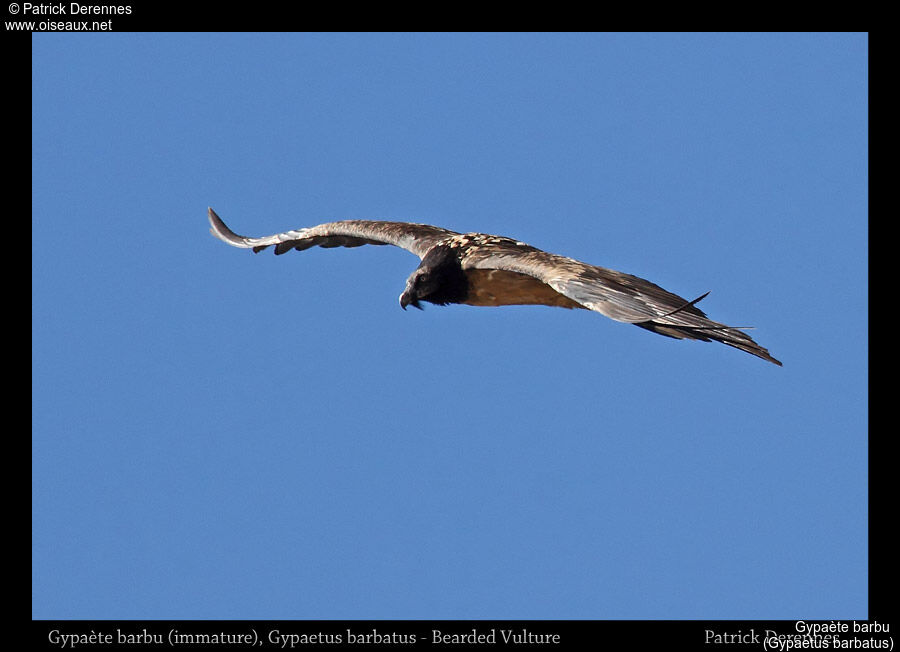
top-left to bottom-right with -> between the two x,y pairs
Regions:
418,273 -> 429,284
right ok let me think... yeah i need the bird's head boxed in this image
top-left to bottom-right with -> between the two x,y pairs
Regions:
399,267 -> 435,310
399,246 -> 467,310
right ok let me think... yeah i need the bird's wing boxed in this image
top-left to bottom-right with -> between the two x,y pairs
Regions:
460,237 -> 782,365
208,208 -> 457,260
458,237 -> 683,322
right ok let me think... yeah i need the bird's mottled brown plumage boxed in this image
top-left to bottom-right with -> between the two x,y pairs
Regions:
208,208 -> 781,365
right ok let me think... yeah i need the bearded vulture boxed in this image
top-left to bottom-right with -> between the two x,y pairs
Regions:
208,208 -> 781,366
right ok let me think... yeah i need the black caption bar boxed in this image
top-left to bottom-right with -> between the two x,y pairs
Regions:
32,620 -> 894,651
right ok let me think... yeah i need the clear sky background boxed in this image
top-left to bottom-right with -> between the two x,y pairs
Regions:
32,33 -> 868,620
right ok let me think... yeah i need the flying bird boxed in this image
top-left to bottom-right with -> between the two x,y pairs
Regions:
208,208 -> 781,366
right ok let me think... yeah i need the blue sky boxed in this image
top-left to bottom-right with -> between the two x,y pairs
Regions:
32,33 -> 868,619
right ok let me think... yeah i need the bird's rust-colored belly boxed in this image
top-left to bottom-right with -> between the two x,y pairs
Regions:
462,269 -> 584,309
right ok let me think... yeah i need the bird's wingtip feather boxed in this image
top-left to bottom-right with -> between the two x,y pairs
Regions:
207,207 -> 252,248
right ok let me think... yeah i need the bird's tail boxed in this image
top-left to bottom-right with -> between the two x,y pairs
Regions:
635,319 -> 782,366
631,291 -> 781,365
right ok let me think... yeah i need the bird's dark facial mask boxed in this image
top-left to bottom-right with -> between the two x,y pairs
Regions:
400,246 -> 468,310
399,269 -> 429,310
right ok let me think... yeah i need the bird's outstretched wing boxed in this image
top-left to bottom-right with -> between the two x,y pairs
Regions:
208,208 -> 457,260
459,238 -> 782,366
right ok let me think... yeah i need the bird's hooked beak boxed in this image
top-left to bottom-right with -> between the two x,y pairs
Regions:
399,287 -> 422,311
